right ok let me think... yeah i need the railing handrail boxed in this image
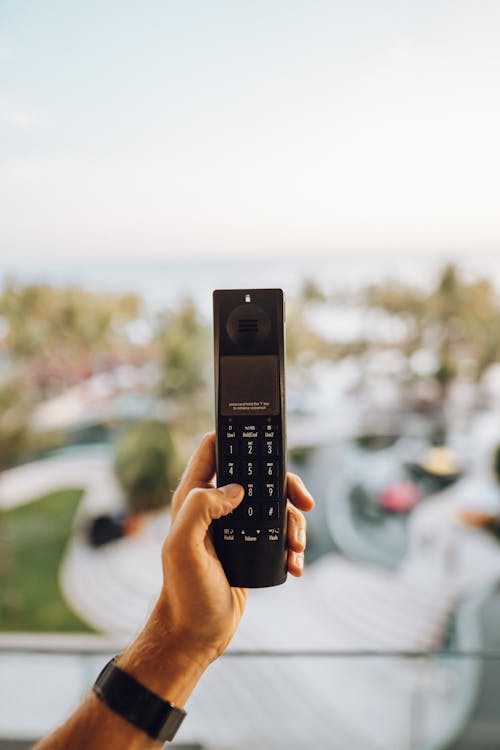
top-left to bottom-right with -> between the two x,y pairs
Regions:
2,632 -> 500,658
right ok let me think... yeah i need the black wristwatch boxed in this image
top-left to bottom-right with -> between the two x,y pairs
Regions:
93,657 -> 186,742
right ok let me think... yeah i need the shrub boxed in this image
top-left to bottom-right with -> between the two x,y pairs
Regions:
493,444 -> 500,485
114,421 -> 178,513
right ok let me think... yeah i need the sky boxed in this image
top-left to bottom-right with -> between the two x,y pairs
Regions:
0,0 -> 499,263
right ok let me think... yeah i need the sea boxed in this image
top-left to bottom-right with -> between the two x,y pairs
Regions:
1,251 -> 500,316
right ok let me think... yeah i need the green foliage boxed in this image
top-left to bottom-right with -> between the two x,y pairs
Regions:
493,445 -> 500,485
362,263 -> 500,399
434,358 -> 457,387
285,300 -> 331,366
154,299 -> 212,435
0,379 -> 65,468
355,433 -> 399,451
114,420 -> 179,513
155,299 -> 211,401
0,379 -> 34,470
0,489 -> 91,631
288,444 -> 313,465
0,281 -> 139,356
300,278 -> 326,304
0,281 -> 142,395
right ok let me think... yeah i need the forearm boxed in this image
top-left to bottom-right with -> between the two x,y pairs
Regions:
33,690 -> 161,750
34,600 -> 209,750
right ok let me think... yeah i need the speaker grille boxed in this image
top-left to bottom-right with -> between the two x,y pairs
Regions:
238,318 -> 259,332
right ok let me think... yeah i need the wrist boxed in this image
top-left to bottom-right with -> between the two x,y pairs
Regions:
117,598 -> 210,708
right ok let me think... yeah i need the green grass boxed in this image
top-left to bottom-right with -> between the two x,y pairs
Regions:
0,488 -> 93,632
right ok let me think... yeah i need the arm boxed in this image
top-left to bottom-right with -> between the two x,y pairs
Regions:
35,432 -> 314,749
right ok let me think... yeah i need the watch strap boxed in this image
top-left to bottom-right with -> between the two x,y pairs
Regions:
93,657 -> 186,742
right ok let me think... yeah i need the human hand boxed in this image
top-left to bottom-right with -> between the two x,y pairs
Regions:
118,432 -> 314,709
158,432 -> 314,665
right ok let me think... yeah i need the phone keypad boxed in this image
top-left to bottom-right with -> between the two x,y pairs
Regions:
218,419 -> 284,528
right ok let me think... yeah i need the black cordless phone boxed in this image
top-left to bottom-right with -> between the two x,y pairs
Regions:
212,288 -> 287,588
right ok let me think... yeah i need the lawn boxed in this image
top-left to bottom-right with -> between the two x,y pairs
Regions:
0,488 -> 93,632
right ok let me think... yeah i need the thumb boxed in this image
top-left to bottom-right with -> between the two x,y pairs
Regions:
171,483 -> 244,547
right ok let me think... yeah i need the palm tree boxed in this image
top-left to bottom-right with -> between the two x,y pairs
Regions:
362,264 -> 500,405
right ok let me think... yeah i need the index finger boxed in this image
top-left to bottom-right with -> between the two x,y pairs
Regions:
171,432 -> 216,519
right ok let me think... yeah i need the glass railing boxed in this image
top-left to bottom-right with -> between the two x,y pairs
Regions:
2,634 -> 500,749
3,427 -> 500,750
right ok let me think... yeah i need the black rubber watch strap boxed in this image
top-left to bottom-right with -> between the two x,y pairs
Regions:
93,657 -> 186,742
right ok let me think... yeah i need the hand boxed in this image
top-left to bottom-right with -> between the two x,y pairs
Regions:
37,429 -> 316,750
117,432 -> 315,710
158,432 -> 315,665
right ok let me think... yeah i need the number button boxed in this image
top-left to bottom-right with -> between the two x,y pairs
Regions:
222,440 -> 239,457
264,461 -> 278,479
264,439 -> 279,456
245,482 -> 257,500
264,482 -> 277,499
224,461 -> 240,481
263,503 -> 280,521
242,439 -> 257,456
243,504 -> 258,520
244,461 -> 257,479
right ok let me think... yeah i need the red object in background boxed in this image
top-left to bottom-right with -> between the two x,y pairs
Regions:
124,513 -> 144,536
378,480 -> 421,512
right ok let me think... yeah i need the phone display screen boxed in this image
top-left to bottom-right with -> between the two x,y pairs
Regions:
220,355 -> 279,416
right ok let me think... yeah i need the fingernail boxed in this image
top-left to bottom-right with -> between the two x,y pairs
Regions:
295,553 -> 304,569
220,483 -> 243,499
297,528 -> 306,546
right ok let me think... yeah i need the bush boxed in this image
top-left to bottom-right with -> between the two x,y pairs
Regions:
493,444 -> 500,485
114,421 -> 178,513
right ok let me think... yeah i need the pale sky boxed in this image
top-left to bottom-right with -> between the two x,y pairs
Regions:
1,0 -> 499,263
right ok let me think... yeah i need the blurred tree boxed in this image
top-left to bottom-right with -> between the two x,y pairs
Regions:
0,379 -> 34,620
299,278 -> 326,304
493,445 -> 500,485
285,300 -> 330,367
0,282 -> 142,395
155,299 -> 212,430
362,264 -> 500,405
0,380 -> 33,468
114,420 -> 179,513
